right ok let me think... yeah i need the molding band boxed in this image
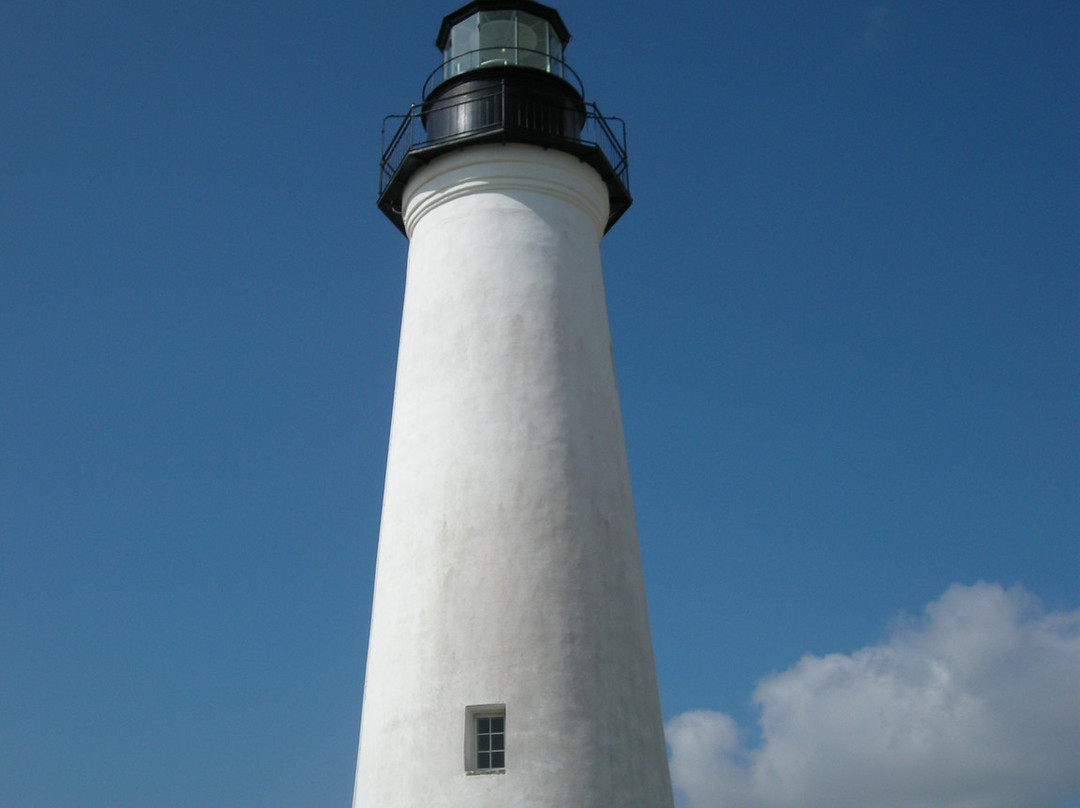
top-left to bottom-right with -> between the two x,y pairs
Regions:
402,143 -> 610,240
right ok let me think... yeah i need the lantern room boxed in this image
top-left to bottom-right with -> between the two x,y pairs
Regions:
435,1 -> 570,85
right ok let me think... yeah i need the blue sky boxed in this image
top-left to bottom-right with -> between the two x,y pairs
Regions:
2,2 -> 1077,807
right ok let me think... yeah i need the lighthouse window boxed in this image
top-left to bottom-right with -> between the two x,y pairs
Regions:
465,704 -> 506,773
477,715 -> 505,769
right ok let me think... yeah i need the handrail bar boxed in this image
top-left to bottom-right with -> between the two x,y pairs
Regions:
421,48 -> 585,99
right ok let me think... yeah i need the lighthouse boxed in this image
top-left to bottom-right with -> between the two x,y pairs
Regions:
353,3 -> 674,806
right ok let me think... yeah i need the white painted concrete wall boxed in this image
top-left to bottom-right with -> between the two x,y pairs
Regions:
353,143 -> 673,808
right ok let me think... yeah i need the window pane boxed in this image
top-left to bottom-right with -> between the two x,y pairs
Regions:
490,716 -> 504,733
516,13 -> 542,51
517,13 -> 548,70
551,30 -> 563,77
478,10 -> 515,66
445,15 -> 480,77
479,9 -> 513,23
477,717 -> 490,733
450,16 -> 478,58
479,18 -> 516,46
478,734 -> 490,752
491,751 -> 505,768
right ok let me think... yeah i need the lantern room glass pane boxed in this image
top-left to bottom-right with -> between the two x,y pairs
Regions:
549,28 -> 563,77
444,14 -> 478,78
478,10 -> 515,66
517,12 -> 549,70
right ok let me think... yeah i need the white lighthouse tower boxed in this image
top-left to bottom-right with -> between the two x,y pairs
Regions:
353,3 -> 674,806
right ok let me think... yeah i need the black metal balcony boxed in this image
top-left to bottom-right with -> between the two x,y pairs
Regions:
377,59 -> 631,236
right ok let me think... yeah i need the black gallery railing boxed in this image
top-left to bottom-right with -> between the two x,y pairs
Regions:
378,77 -> 630,230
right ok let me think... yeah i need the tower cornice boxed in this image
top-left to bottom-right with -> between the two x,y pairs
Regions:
402,144 -> 610,240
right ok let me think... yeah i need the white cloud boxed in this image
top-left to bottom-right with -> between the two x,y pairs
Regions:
667,582 -> 1080,808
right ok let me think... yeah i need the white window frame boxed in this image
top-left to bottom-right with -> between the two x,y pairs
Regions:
465,704 -> 506,774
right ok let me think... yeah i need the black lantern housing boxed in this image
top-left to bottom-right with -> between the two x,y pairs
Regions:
378,0 -> 631,235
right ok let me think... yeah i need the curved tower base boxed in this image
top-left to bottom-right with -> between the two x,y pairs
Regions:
353,144 -> 673,807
